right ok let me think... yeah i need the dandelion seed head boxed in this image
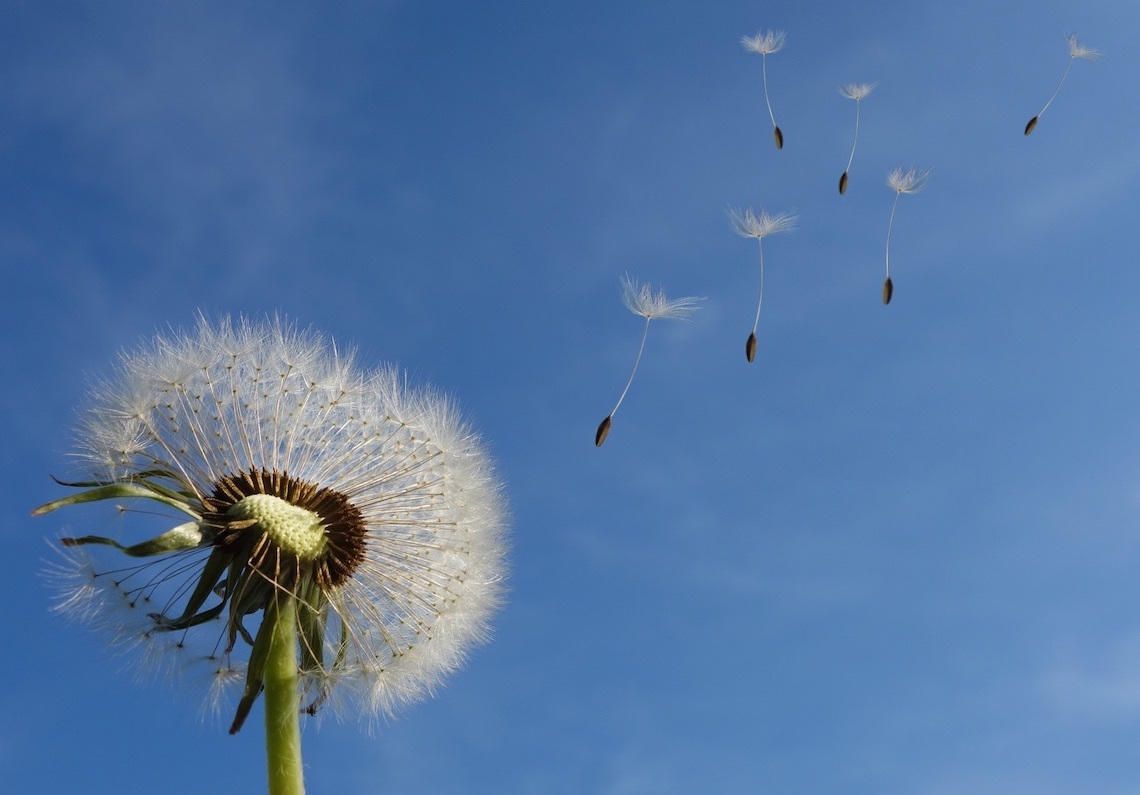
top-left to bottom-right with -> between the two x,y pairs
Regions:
1066,33 -> 1100,61
741,29 -> 785,55
840,82 -> 876,101
728,207 -> 798,240
621,275 -> 703,321
887,167 -> 930,194
42,315 -> 508,725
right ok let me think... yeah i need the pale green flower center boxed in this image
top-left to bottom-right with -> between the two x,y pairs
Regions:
227,493 -> 327,561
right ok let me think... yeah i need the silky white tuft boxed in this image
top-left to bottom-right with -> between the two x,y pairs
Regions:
886,167 -> 930,195
621,275 -> 704,321
729,207 -> 798,239
1066,33 -> 1100,61
840,82 -> 876,101
741,30 -> 785,55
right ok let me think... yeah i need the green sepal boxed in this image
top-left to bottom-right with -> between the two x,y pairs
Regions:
229,596 -> 285,735
147,545 -> 231,631
62,520 -> 204,557
48,471 -> 195,501
227,568 -> 272,650
34,480 -> 200,520
326,591 -> 351,671
303,591 -> 349,715
297,580 -> 328,673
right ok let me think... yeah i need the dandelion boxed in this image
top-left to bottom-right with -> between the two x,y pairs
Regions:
883,167 -> 930,304
729,207 -> 797,361
1024,33 -> 1100,135
838,83 -> 876,194
742,29 -> 787,149
35,316 -> 507,795
595,276 -> 702,446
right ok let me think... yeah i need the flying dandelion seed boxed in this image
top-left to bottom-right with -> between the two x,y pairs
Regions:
595,276 -> 702,446
1025,33 -> 1100,135
883,167 -> 929,305
35,316 -> 508,795
838,83 -> 875,194
742,30 -> 786,149
729,207 -> 797,361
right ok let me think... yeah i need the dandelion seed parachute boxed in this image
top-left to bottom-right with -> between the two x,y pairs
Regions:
38,315 -> 508,730
595,277 -> 701,445
882,168 -> 928,306
838,83 -> 874,193
728,207 -> 797,363
1024,33 -> 1100,136
742,30 -> 786,151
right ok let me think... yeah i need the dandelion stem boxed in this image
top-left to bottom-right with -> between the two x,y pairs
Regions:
844,99 -> 861,176
608,316 -> 651,419
884,191 -> 901,281
752,239 -> 765,335
1034,56 -> 1076,122
264,595 -> 305,795
761,55 -> 777,130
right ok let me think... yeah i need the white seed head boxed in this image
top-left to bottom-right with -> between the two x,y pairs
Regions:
741,29 -> 785,55
1066,33 -> 1100,61
840,82 -> 876,101
621,275 -> 703,321
887,167 -> 930,194
46,315 -> 508,724
729,207 -> 798,240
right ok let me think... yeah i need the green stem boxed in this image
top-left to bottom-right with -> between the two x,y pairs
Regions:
265,595 -> 305,795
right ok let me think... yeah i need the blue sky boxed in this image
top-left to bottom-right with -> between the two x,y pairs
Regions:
4,1 -> 1140,793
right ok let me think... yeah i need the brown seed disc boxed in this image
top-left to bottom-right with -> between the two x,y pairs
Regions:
595,415 -> 612,447
773,125 -> 784,149
746,332 -> 758,362
1024,116 -> 1038,136
882,277 -> 894,305
839,172 -> 848,194
204,468 -> 369,590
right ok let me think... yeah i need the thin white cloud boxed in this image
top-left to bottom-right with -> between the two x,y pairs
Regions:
1012,140 -> 1140,229
1041,634 -> 1140,719
7,9 -> 348,277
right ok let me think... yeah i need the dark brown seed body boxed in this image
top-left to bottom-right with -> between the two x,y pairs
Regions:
839,172 -> 848,194
595,415 -> 612,447
882,277 -> 893,305
1024,116 -> 1038,135
773,125 -> 784,149
746,332 -> 758,362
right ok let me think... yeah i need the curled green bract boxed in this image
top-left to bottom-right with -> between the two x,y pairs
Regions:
62,521 -> 204,557
33,475 -> 201,520
36,477 -> 206,556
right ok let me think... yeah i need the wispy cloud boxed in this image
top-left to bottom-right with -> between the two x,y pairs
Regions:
1041,635 -> 1140,719
8,10 -> 346,276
